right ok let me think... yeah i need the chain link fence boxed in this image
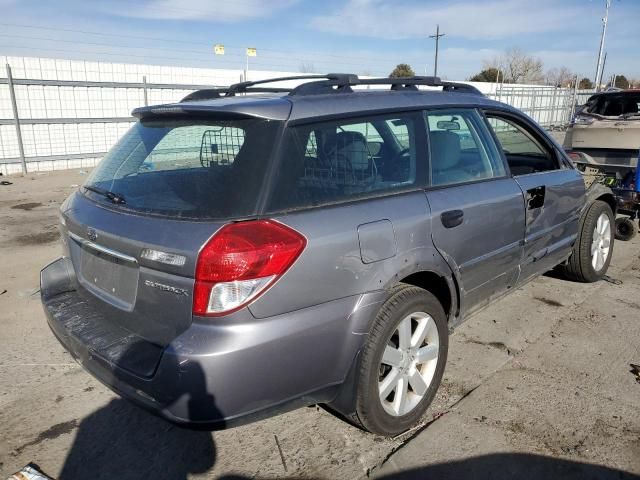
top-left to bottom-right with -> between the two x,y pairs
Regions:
1,56 -> 596,175
0,56 -> 296,175
487,85 -> 595,128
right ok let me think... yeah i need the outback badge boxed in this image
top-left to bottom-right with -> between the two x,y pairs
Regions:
144,280 -> 189,297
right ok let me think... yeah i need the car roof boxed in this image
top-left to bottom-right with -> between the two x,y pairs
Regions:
286,90 -> 509,122
136,90 -> 515,123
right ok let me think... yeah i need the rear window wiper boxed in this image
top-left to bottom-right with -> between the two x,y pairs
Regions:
83,185 -> 127,205
621,112 -> 640,119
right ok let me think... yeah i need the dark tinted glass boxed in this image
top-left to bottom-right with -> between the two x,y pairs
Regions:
83,118 -> 280,219
586,92 -> 640,117
268,113 -> 420,211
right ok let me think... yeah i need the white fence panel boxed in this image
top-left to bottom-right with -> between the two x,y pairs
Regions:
0,55 -> 597,175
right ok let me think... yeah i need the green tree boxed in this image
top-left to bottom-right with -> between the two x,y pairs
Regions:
469,67 -> 501,82
389,63 -> 415,78
578,77 -> 594,89
614,75 -> 629,89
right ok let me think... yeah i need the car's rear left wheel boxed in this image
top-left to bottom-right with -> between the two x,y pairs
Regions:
353,284 -> 448,436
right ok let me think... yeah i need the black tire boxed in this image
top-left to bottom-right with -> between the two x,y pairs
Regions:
352,284 -> 448,436
615,217 -> 637,241
560,200 -> 614,282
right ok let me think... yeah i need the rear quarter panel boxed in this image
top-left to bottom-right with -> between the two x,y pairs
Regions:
249,191 -> 453,319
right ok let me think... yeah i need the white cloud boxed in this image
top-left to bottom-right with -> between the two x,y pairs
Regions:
105,0 -> 297,23
309,0 -> 579,40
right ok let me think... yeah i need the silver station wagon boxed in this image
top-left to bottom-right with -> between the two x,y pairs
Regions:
41,74 -> 616,435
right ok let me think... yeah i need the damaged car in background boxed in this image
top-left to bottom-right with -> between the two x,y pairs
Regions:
566,89 -> 640,241
566,89 -> 640,165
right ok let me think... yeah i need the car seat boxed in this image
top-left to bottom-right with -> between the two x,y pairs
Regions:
430,130 -> 468,185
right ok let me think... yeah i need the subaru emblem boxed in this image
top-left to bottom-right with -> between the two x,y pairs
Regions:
87,228 -> 98,242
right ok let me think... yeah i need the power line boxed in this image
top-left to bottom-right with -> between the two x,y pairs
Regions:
0,44 -> 297,71
0,44 -> 389,76
0,32 -> 395,69
0,22 -> 402,65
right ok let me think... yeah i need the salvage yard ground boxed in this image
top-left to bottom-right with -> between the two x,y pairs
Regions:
1,170 -> 639,479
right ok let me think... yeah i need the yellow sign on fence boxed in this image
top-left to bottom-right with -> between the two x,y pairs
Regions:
246,48 -> 257,57
214,44 -> 225,55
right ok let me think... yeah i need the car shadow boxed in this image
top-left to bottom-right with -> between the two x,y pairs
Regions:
59,342 -> 219,480
375,453 -> 640,480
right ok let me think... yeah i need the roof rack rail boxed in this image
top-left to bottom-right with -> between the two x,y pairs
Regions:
180,74 -> 358,102
180,73 -> 483,102
288,75 -> 483,96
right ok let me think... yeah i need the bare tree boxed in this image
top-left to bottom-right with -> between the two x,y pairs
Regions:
545,67 -> 575,87
298,62 -> 317,73
483,48 -> 544,84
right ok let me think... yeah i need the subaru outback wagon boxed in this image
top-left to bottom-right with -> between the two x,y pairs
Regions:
41,74 -> 616,435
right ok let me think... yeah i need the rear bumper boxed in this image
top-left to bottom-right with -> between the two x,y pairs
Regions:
41,257 -> 384,429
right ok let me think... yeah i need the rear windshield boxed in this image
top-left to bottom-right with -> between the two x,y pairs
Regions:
585,92 -> 640,118
83,118 -> 280,219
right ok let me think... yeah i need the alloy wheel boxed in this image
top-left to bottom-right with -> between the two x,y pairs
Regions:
378,312 -> 439,417
591,212 -> 611,272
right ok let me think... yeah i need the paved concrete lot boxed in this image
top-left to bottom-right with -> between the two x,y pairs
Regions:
1,170 -> 639,479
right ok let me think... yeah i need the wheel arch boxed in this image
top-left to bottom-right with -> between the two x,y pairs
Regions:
595,193 -> 617,216
397,270 -> 459,323
584,183 -> 617,217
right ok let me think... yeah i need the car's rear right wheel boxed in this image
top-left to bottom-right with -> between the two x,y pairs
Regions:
560,200 -> 614,282
353,284 -> 448,436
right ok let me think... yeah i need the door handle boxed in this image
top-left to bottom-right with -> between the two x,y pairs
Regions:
526,186 -> 546,210
441,209 -> 464,229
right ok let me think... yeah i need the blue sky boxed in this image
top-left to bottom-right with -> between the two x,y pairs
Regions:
0,0 -> 638,80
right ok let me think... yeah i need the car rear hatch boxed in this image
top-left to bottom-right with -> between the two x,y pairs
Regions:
54,111 -> 285,375
571,91 -> 640,154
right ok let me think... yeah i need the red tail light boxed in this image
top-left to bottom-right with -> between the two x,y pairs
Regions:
193,220 -> 306,316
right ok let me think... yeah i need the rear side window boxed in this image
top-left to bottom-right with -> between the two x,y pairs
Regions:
83,118 -> 280,219
268,113 -> 421,211
485,115 -> 559,175
426,109 -> 505,186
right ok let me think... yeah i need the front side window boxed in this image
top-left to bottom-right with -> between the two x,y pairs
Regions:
426,109 -> 505,186
268,113 -> 421,211
485,115 -> 558,175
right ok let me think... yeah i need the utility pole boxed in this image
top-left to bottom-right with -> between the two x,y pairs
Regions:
600,52 -> 608,89
593,0 -> 612,91
429,25 -> 445,78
